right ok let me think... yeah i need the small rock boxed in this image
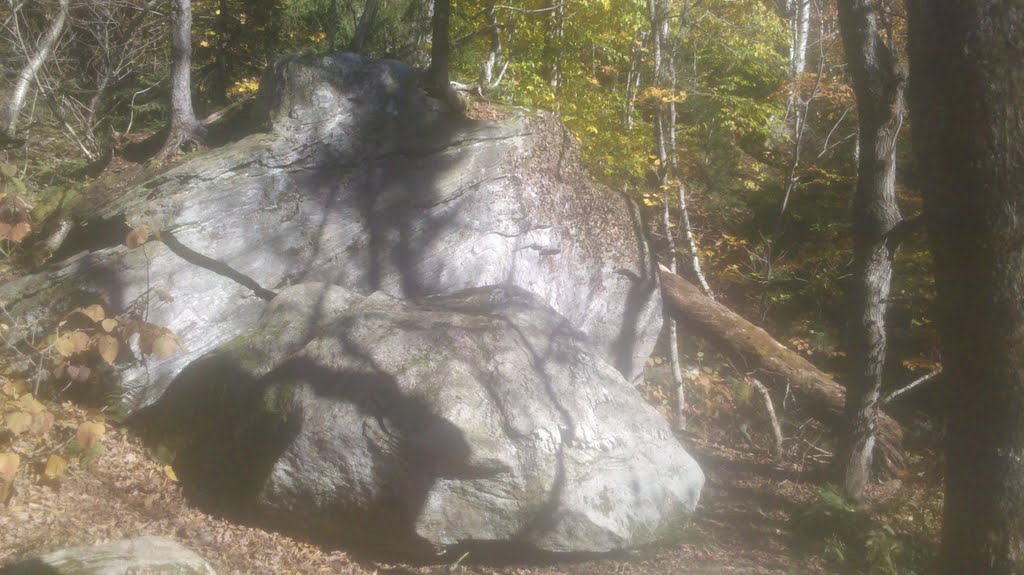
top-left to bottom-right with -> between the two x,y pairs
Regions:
1,536 -> 216,574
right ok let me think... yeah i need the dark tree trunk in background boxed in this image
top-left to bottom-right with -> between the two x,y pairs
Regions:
349,0 -> 382,53
836,0 -> 906,501
542,0 -> 564,99
427,0 -> 450,97
328,0 -> 338,51
211,0 -> 232,106
159,0 -> 203,156
907,2 -> 1024,572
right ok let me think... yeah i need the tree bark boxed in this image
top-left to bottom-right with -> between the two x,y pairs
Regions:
907,2 -> 1024,572
349,0 -> 382,53
660,197 -> 686,422
658,265 -> 905,475
3,0 -> 70,138
159,0 -> 203,156
542,0 -> 564,99
211,0 -> 232,106
427,0 -> 451,97
836,0 -> 906,501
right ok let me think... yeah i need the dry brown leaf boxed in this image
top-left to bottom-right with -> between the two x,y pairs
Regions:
43,454 -> 68,480
0,452 -> 20,481
152,335 -> 178,360
17,393 -> 45,414
76,304 -> 106,322
55,331 -> 91,357
30,410 -> 54,435
77,421 -> 106,449
66,364 -> 92,382
138,327 -> 157,355
155,288 -> 174,303
125,225 -> 152,249
9,221 -> 30,242
100,318 -> 118,333
1,379 -> 26,398
4,411 -> 31,435
97,335 -> 119,365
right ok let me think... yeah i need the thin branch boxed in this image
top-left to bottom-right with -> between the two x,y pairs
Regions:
749,376 -> 784,462
882,370 -> 941,405
491,3 -> 563,14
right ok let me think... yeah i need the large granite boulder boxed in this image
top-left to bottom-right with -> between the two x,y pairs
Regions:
1,536 -> 216,574
143,283 -> 703,557
0,53 -> 661,413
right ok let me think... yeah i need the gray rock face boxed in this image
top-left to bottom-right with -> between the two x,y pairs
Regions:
0,53 -> 661,413
147,283 -> 702,557
1,536 -> 216,575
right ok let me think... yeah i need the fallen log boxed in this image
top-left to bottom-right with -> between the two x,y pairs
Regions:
658,264 -> 905,476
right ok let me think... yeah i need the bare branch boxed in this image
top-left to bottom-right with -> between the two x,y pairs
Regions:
882,370 -> 941,405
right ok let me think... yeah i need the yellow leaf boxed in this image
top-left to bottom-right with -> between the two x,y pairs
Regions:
17,393 -> 45,414
76,304 -> 105,322
77,421 -> 106,449
152,335 -> 178,360
43,454 -> 68,480
55,331 -> 90,357
0,452 -> 19,481
97,335 -> 119,365
164,465 -> 178,482
1,379 -> 26,398
4,412 -> 31,435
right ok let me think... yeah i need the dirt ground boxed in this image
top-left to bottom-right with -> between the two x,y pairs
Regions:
0,419 -> 839,575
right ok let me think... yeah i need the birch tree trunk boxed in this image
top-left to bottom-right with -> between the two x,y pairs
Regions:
3,0 -> 70,138
907,1 -> 1024,571
836,0 -> 906,501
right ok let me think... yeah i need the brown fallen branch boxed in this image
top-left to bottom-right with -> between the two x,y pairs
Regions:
658,265 -> 905,476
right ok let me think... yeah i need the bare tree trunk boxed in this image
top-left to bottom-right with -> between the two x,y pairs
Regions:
648,0 -> 689,423
660,197 -> 686,422
623,32 -> 643,129
543,0 -> 564,100
479,1 -> 499,87
159,0 -> 203,157
750,377 -> 784,461
427,0 -> 451,97
836,0 -> 906,501
327,0 -> 338,51
789,0 -> 809,79
777,0 -> 814,222
349,0 -> 381,53
907,1 -> 1024,572
677,182 -> 713,298
211,0 -> 231,105
3,0 -> 69,138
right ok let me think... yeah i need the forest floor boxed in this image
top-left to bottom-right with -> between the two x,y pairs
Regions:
0,424 -> 826,574
0,367 -> 941,575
